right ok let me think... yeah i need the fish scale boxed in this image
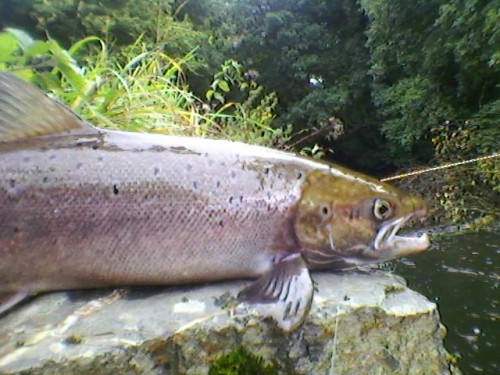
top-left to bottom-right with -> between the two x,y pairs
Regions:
1,131 -> 309,292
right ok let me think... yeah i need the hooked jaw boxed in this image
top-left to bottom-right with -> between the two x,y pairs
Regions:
373,208 -> 430,260
295,170 -> 431,268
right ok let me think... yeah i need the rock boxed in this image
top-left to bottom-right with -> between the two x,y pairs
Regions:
0,271 -> 461,375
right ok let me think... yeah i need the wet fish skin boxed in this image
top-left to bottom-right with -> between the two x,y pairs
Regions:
1,130 -> 315,290
0,72 -> 430,330
295,169 -> 429,269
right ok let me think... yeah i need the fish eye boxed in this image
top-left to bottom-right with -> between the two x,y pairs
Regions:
373,199 -> 392,220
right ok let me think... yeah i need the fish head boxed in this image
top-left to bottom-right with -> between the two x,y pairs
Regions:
294,168 -> 430,270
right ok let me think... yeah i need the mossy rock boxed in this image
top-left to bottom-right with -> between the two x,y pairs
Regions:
209,348 -> 278,375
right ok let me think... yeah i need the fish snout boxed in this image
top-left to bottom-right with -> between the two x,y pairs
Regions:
401,195 -> 428,218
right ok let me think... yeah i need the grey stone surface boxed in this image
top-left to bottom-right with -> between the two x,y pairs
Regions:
0,271 -> 461,374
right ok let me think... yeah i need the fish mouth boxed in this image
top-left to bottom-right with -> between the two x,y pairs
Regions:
373,210 -> 430,258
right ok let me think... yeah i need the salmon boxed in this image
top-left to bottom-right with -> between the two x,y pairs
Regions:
0,72 -> 430,330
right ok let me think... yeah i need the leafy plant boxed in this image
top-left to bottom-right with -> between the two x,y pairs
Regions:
430,102 -> 499,226
0,29 -> 290,146
205,59 -> 291,147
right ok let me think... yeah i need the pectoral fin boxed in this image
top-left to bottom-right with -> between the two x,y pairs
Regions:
238,254 -> 314,331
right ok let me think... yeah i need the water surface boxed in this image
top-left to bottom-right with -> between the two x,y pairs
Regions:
397,231 -> 499,374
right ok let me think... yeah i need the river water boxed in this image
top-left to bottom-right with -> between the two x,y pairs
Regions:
396,230 -> 499,374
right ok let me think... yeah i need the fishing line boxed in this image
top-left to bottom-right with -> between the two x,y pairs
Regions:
381,152 -> 499,182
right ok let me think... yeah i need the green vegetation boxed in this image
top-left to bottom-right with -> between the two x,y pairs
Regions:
209,348 -> 278,375
0,0 -> 498,226
0,28 -> 287,147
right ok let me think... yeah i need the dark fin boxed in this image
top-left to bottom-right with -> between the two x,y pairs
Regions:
0,72 -> 96,142
0,290 -> 30,315
238,254 -> 314,331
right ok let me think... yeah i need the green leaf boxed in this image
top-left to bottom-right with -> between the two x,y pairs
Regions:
36,72 -> 64,91
12,69 -> 35,82
5,28 -> 34,50
68,36 -> 104,55
24,41 -> 52,58
0,32 -> 19,63
218,80 -> 230,92
213,92 -> 225,103
48,40 -> 87,93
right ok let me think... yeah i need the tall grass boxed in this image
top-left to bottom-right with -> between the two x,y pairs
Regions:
0,28 -> 290,147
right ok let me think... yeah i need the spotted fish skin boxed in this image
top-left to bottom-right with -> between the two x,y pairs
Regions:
0,72 -> 429,330
1,130 -> 319,292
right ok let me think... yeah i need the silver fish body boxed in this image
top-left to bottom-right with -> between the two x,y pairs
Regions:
0,72 -> 430,330
1,131 -> 318,292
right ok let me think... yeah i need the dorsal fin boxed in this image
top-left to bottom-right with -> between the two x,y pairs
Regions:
0,72 -> 95,142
